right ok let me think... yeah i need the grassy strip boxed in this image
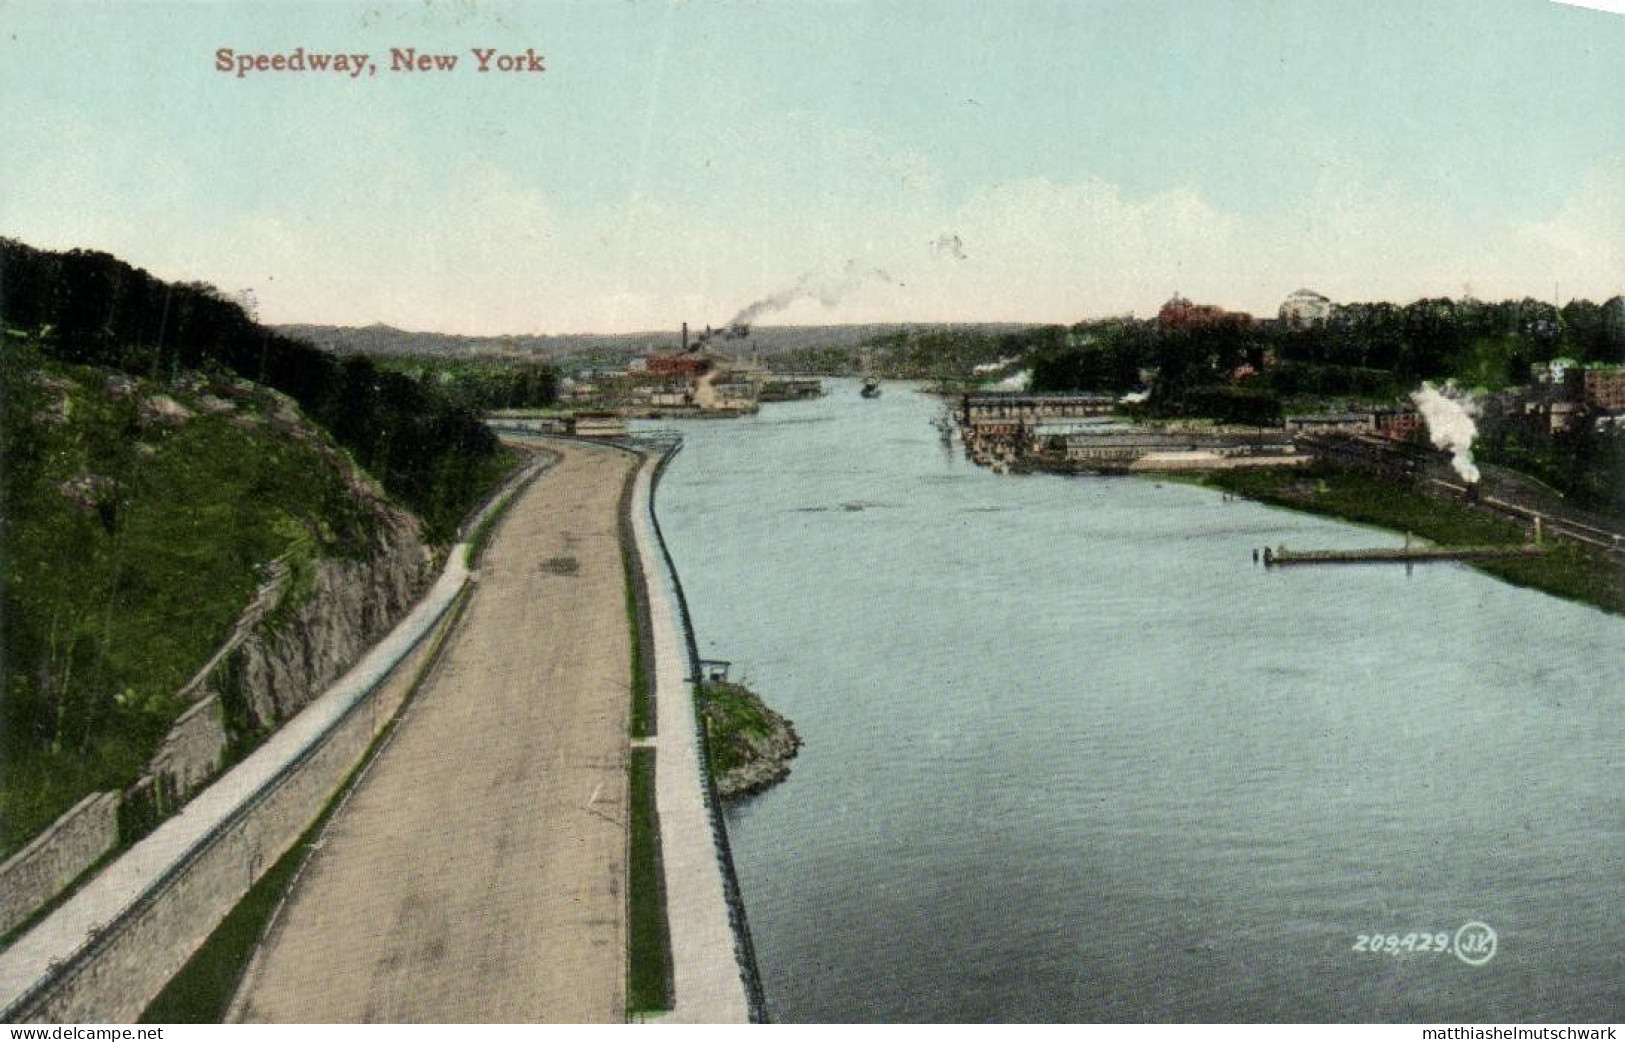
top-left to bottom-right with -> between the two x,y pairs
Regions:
138,808 -> 318,1023
463,452 -> 527,569
626,747 -> 673,1014
138,588 -> 471,1023
624,548 -> 652,739
1199,464 -> 1625,615
617,451 -> 654,739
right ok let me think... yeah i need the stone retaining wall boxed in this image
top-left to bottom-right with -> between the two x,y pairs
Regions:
0,795 -> 121,939
2,584 -> 467,1023
0,449 -> 550,1023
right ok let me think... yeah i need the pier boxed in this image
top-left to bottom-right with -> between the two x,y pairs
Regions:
1262,544 -> 1547,567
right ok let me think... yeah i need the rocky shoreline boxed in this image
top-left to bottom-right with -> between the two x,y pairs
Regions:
699,682 -> 803,800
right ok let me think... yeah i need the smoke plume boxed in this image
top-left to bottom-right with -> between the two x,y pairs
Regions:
686,261 -> 899,351
725,261 -> 896,329
1410,382 -> 1481,484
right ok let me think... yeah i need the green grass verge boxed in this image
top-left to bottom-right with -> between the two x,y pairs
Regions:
139,809 -> 319,1023
462,447 -> 528,569
138,588 -> 470,1023
624,548 -> 652,740
1198,464 -> 1625,615
627,747 -> 673,1014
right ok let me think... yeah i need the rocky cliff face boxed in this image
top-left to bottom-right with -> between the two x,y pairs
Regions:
226,499 -> 436,733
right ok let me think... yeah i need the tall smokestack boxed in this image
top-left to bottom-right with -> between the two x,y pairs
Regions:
682,321 -> 688,353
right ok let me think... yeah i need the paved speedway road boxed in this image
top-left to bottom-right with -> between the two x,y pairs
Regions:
232,440 -> 636,1023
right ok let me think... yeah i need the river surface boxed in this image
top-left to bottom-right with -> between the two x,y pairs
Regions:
645,381 -> 1623,1023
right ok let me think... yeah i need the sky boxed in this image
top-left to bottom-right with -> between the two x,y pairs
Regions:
1,0 -> 1622,335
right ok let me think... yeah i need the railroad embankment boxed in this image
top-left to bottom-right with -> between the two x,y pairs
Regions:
1204,464 -> 1625,615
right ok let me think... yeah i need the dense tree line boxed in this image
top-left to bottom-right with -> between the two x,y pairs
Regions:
1028,295 -> 1625,418
375,355 -> 559,413
0,239 -> 507,540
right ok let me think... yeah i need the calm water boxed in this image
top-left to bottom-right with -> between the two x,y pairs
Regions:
647,381 -> 1623,1023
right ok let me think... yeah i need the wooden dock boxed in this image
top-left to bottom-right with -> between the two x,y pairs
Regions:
1262,544 -> 1546,567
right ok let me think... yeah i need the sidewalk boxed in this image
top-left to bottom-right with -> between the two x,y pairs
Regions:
627,455 -> 752,1024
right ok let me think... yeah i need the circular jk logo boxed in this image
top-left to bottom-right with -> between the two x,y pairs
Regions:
1452,921 -> 1498,966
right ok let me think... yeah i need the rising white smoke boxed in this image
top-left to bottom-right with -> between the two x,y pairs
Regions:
726,261 -> 897,329
1410,382 -> 1481,484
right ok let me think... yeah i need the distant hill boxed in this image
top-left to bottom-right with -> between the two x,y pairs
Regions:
275,321 -> 1041,367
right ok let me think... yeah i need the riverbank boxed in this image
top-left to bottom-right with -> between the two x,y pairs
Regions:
629,452 -> 759,1023
700,683 -> 802,800
1193,463 -> 1625,615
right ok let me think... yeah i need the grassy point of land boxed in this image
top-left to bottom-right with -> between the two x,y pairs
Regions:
700,681 -> 802,800
1196,464 -> 1625,616
700,682 -> 779,779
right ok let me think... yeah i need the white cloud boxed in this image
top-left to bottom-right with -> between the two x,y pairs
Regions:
1506,154 -> 1624,296
6,97 -> 1619,335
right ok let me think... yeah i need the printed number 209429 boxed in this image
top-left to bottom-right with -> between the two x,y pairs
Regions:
1353,932 -> 1450,954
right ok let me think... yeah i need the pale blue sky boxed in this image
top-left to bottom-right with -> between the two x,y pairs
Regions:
2,0 -> 1621,333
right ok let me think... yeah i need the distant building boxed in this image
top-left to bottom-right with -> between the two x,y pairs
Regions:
1578,366 -> 1625,412
1547,400 -> 1582,434
1285,413 -> 1373,435
1531,358 -> 1578,387
1373,408 -> 1425,442
568,413 -> 628,438
959,393 -> 1116,424
648,384 -> 691,408
645,354 -> 710,379
1278,289 -> 1335,330
1055,427 -> 1296,468
1158,294 -> 1252,329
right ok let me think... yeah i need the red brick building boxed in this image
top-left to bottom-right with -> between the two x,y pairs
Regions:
1158,294 -> 1252,329
1579,367 -> 1625,412
1373,409 -> 1425,442
645,354 -> 710,379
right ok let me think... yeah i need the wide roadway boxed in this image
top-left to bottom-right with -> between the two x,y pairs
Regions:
231,440 -> 636,1023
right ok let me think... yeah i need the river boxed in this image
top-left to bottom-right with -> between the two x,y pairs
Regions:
646,380 -> 1623,1023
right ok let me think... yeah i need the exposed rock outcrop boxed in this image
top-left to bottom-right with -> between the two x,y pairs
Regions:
701,682 -> 803,800
224,501 -> 435,732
